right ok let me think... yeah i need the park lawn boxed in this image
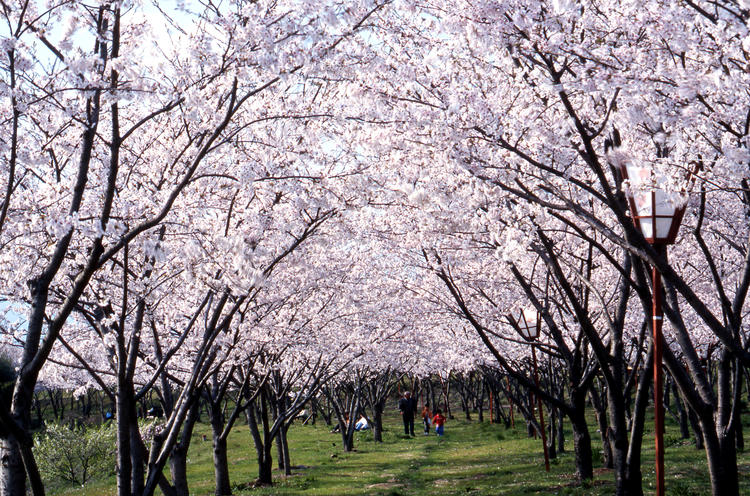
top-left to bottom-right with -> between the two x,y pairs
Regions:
50,410 -> 750,496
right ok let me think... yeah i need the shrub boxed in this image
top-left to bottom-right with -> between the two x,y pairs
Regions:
33,422 -> 116,486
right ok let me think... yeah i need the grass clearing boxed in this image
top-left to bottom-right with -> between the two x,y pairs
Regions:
48,409 -> 750,495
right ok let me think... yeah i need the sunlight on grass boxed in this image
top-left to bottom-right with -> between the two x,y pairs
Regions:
48,409 -> 750,496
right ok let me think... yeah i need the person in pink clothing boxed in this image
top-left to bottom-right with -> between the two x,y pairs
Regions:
432,408 -> 446,436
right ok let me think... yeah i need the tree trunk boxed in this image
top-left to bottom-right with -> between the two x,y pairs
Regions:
2,376 -> 46,496
58,391 -> 65,421
0,434 -> 25,496
734,368 -> 744,453
673,381 -> 690,440
317,396 -> 332,426
547,408 -> 557,460
33,395 -> 43,428
341,416 -> 356,452
275,430 -> 284,472
257,445 -> 273,486
428,380 -> 436,413
168,401 -> 199,496
718,428 -> 739,495
373,401 -> 384,442
590,387 -> 613,469
607,391 -> 629,495
570,412 -> 594,480
700,349 -> 740,496
47,390 -> 58,420
115,390 -> 132,496
444,380 -> 453,419
246,397 -> 273,487
170,445 -> 189,496
735,414 -> 744,453
461,394 -> 471,420
687,405 -> 704,449
130,418 -> 145,495
211,411 -> 231,496
281,425 -> 291,476
556,409 -> 565,453
701,417 -> 739,496
623,348 -> 652,496
569,389 -> 593,481
527,419 -> 535,438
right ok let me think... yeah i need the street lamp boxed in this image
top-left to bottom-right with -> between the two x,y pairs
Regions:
618,163 -> 687,245
617,162 -> 687,496
508,307 -> 550,472
511,307 -> 540,341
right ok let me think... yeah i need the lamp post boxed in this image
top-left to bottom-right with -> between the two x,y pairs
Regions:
617,162 -> 687,496
508,307 -> 550,472
507,375 -> 515,428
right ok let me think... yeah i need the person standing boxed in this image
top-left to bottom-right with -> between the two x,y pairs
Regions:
433,408 -> 446,437
421,403 -> 432,435
398,391 -> 417,436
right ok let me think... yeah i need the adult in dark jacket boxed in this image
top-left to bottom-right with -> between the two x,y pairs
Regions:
398,391 -> 418,436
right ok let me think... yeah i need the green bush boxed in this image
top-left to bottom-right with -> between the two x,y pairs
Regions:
33,422 -> 116,487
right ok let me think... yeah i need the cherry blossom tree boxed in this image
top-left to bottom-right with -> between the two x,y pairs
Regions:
321,2 -> 750,495
0,0 -> 392,494
2,1 -> 749,495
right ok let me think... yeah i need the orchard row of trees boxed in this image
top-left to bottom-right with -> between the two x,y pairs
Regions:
0,0 -> 749,495
22,370 -> 519,491
22,344 -> 750,496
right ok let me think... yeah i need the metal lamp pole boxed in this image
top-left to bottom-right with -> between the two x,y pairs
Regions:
651,245 -> 666,496
614,155 -> 687,496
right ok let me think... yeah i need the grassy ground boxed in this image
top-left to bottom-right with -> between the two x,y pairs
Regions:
49,410 -> 750,496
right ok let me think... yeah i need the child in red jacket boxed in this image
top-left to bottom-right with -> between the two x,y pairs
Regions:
432,409 -> 446,436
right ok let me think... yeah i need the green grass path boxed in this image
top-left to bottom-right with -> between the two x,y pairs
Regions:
52,411 -> 750,495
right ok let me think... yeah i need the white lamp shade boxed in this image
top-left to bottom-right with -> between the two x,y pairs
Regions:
512,307 -> 540,341
622,163 -> 685,245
